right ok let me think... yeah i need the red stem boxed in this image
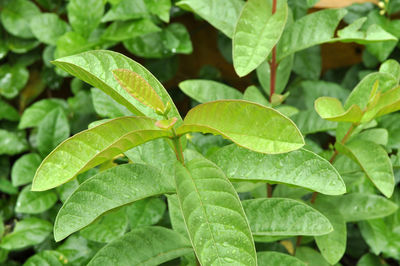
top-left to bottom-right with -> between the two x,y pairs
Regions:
269,0 -> 278,102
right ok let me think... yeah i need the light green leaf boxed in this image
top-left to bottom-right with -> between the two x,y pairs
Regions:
80,209 -> 128,243
0,129 -> 29,156
145,0 -> 171,22
292,110 -> 337,135
54,163 -> 174,241
91,88 -> 133,118
19,99 -> 68,129
243,198 -> 332,236
102,0 -> 148,22
32,116 -> 172,191
67,0 -> 104,38
352,128 -> 388,146
313,199 -> 347,265
126,197 -> 166,229
379,59 -> 400,83
295,247 -> 329,266
0,98 -> 19,121
0,218 -> 52,250
87,226 -> 192,266
277,9 -> 347,61
257,251 -> 306,266
336,139 -> 394,197
174,158 -> 257,265
0,64 -> 29,99
233,0 -> 288,76
314,97 -> 363,123
24,250 -> 67,266
210,144 -> 345,195
52,50 -> 181,120
363,86 -> 400,122
334,193 -> 398,222
177,100 -> 304,154
102,19 -> 161,42
30,13 -> 69,45
15,185 -> 57,214
179,79 -> 242,103
1,0 -> 41,38
37,107 -> 70,156
176,0 -> 244,38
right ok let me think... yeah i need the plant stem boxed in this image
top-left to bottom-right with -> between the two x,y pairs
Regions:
269,0 -> 278,102
171,128 -> 185,164
267,184 -> 272,197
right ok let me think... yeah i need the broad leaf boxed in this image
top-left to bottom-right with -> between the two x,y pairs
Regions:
314,97 -> 363,123
179,79 -> 242,103
334,193 -> 398,222
145,0 -> 171,22
87,227 -> 192,266
11,153 -> 41,186
243,198 -> 332,236
32,116 -> 172,191
174,158 -> 257,265
30,13 -> 69,45
336,139 -> 394,197
54,163 -> 174,241
210,144 -> 345,195
126,197 -> 166,229
233,0 -> 288,76
52,50 -> 181,120
257,251 -> 306,266
167,195 -> 190,240
15,185 -> 57,214
0,218 -> 52,250
177,100 -> 304,154
176,0 -> 244,38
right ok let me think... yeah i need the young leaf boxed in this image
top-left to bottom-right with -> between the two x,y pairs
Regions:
15,185 -> 57,214
233,0 -> 288,76
333,193 -> 398,222
174,158 -> 257,265
54,163 -> 174,241
11,153 -> 41,187
379,59 -> 400,82
87,227 -> 192,266
242,198 -> 333,236
176,100 -> 304,154
210,144 -> 345,195
32,116 -> 172,191
112,69 -> 166,112
52,50 -> 181,120
314,97 -> 363,123
0,218 -> 52,250
176,0 -> 244,38
336,139 -> 394,198
179,79 -> 243,103
257,251 -> 306,266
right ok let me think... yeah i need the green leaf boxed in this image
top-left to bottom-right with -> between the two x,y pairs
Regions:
126,197 -> 166,229
80,209 -> 128,243
0,178 -> 18,195
174,158 -> 257,265
30,13 -> 69,45
19,99 -> 68,129
314,97 -> 363,123
313,199 -> 347,265
179,79 -> 243,103
91,88 -> 133,118
102,19 -> 161,42
167,195 -> 190,239
1,0 -> 41,38
56,235 -> 98,265
336,139 -> 394,198
54,163 -> 174,241
87,226 -> 192,266
380,59 -> 400,83
54,31 -> 94,58
0,64 -> 29,99
210,144 -> 345,195
32,116 -> 172,191
242,198 -> 332,236
363,86 -> 400,122
145,0 -> 171,22
233,0 -> 288,76
0,218 -> 52,250
293,46 -> 321,80
24,250 -> 67,266
67,0 -> 104,38
0,129 -> 29,156
243,85 -> 270,106
113,69 -> 166,112
177,100 -> 304,154
257,251 -> 306,266
292,110 -> 337,135
295,247 -> 329,266
334,193 -> 398,222
37,107 -> 70,156
352,128 -> 388,146
15,185 -> 57,214
277,9 -> 347,61
0,98 -> 19,121
101,0 -> 148,22
52,50 -> 181,120
357,253 -> 385,266
6,35 -> 39,54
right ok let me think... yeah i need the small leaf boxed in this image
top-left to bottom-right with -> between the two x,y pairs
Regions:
32,116 -> 172,191
0,64 -> 29,99
0,218 -> 52,250
30,13 -> 69,45
257,251 -> 306,266
379,59 -> 400,82
24,250 -> 67,266
102,19 -> 161,42
0,99 -> 20,121
243,198 -> 333,236
0,129 -> 29,156
54,163 -> 174,241
101,0 -> 148,22
19,99 -> 68,129
233,0 -> 288,76
177,100 -> 304,154
314,97 -> 363,123
336,139 -> 394,197
179,79 -> 242,103
15,185 -> 57,214
243,85 -> 270,106
87,227 -> 192,266
155,117 -> 178,130
145,0 -> 171,22
67,0 -> 104,38
113,69 -> 165,111
210,144 -> 345,195
174,158 -> 257,265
